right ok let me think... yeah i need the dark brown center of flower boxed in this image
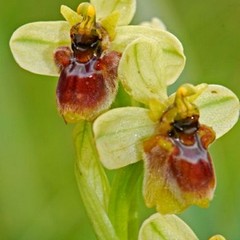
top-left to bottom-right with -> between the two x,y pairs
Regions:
70,24 -> 102,63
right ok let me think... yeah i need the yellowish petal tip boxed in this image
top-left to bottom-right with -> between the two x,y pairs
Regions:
77,3 -> 96,18
209,235 -> 226,240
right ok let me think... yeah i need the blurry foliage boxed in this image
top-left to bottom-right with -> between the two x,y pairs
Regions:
0,0 -> 239,239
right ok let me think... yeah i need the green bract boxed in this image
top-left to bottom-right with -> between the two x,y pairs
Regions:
138,213 -> 198,240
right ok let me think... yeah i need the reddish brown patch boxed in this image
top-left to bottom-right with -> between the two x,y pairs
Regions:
54,47 -> 72,70
55,50 -> 121,121
56,57 -> 106,110
169,153 -> 215,192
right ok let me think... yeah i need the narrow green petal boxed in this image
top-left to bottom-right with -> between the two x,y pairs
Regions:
194,84 -> 240,139
10,21 -> 70,76
60,5 -> 82,26
118,36 -> 185,104
139,213 -> 198,240
100,11 -> 120,40
93,107 -> 156,169
112,25 -> 185,85
90,0 -> 136,26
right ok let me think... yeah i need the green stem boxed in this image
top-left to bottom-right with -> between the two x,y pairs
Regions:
108,161 -> 143,240
74,121 -> 118,240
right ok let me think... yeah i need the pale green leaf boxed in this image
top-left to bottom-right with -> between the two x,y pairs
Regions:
139,213 -> 198,240
74,121 -> 118,240
93,107 -> 156,169
10,21 -> 70,76
108,162 -> 142,240
118,36 -> 185,105
194,84 -> 239,139
90,0 -> 136,26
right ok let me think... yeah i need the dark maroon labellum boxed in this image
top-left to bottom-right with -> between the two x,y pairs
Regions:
143,114 -> 216,213
168,116 -> 216,193
54,24 -> 121,123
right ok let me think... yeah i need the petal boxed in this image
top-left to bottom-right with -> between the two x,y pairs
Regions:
139,213 -> 198,240
10,21 -> 70,76
90,0 -> 136,26
112,25 -> 185,85
60,5 -> 82,26
100,11 -> 120,41
93,107 -> 156,169
118,38 -> 167,105
118,35 -> 185,104
194,84 -> 240,139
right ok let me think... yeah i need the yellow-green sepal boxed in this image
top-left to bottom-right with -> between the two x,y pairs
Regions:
93,107 -> 156,169
117,33 -> 185,105
195,84 -> 240,138
9,21 -> 70,76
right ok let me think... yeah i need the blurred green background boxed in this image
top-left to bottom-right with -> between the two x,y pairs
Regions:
1,0 -> 240,239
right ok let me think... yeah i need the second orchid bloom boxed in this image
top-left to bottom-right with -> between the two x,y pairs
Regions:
93,38 -> 239,213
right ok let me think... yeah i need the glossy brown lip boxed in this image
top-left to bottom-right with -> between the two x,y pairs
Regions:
56,57 -> 106,112
54,20 -> 121,122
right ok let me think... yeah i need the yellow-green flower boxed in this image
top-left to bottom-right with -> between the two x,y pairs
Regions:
10,0 -> 185,123
93,39 -> 239,214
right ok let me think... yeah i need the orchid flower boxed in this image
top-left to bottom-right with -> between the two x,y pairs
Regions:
93,38 -> 240,214
9,0 -> 184,123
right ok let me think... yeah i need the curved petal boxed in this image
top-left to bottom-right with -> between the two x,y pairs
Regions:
10,21 -> 70,76
194,84 -> 240,139
118,36 -> 185,104
112,26 -> 185,86
139,213 -> 198,240
90,0 -> 136,26
93,107 -> 156,169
